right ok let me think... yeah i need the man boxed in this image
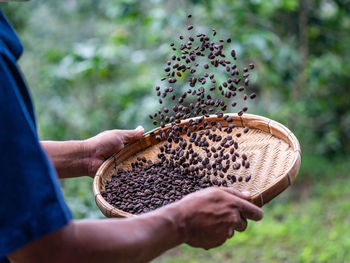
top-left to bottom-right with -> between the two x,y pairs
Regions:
0,9 -> 263,263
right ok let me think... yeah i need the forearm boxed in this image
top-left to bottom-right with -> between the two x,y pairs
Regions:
9,204 -> 185,263
72,208 -> 184,262
40,141 -> 89,178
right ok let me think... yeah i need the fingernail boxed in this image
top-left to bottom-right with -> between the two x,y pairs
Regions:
242,191 -> 251,196
135,125 -> 144,131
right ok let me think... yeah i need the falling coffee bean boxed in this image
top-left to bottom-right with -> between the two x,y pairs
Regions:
103,13 -> 259,215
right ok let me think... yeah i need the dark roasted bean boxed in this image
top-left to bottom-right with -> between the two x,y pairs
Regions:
250,93 -> 256,99
103,15 -> 257,215
231,50 -> 236,58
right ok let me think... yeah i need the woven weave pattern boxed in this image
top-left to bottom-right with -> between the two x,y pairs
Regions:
93,114 -> 301,218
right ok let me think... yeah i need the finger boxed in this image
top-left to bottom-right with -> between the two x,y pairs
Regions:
237,215 -> 248,232
204,237 -> 227,250
219,187 -> 251,200
230,210 -> 247,232
230,196 -> 263,221
219,188 -> 263,221
118,126 -> 144,144
228,227 -> 235,238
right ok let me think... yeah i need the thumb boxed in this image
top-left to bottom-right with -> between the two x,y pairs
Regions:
121,125 -> 144,144
220,187 -> 251,200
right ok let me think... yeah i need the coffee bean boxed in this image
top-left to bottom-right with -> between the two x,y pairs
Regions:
231,175 -> 237,183
231,50 -> 236,58
104,14 -> 258,215
231,155 -> 236,162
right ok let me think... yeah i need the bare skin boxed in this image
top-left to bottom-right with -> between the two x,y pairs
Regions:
40,126 -> 145,178
9,127 -> 263,263
9,188 -> 262,263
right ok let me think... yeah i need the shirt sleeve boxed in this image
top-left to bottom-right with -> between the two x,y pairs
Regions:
0,49 -> 72,259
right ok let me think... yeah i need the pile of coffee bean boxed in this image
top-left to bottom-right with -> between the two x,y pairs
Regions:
102,14 -> 257,215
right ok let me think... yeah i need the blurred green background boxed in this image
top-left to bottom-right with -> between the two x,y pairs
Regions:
2,0 -> 350,262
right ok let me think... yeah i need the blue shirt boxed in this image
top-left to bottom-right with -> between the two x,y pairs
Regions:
0,10 -> 72,262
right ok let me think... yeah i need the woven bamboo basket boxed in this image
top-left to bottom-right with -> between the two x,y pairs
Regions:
93,113 -> 301,218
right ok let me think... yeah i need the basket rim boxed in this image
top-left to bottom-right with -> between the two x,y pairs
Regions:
93,113 -> 301,217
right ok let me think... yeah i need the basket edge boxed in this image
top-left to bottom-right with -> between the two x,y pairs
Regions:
93,113 -> 302,215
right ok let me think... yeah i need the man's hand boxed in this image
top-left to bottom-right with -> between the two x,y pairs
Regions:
83,126 -> 144,177
9,187 -> 263,263
171,187 -> 263,250
41,126 -> 144,178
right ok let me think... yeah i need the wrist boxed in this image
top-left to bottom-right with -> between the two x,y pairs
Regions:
67,140 -> 91,177
80,139 -> 95,177
161,201 -> 188,245
41,140 -> 91,178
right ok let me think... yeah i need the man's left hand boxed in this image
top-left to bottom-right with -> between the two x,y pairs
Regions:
83,126 -> 144,177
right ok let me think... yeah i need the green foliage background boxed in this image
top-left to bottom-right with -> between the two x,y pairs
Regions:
2,0 -> 350,262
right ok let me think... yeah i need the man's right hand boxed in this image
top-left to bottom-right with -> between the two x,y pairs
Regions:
172,187 -> 263,250
9,187 -> 263,263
